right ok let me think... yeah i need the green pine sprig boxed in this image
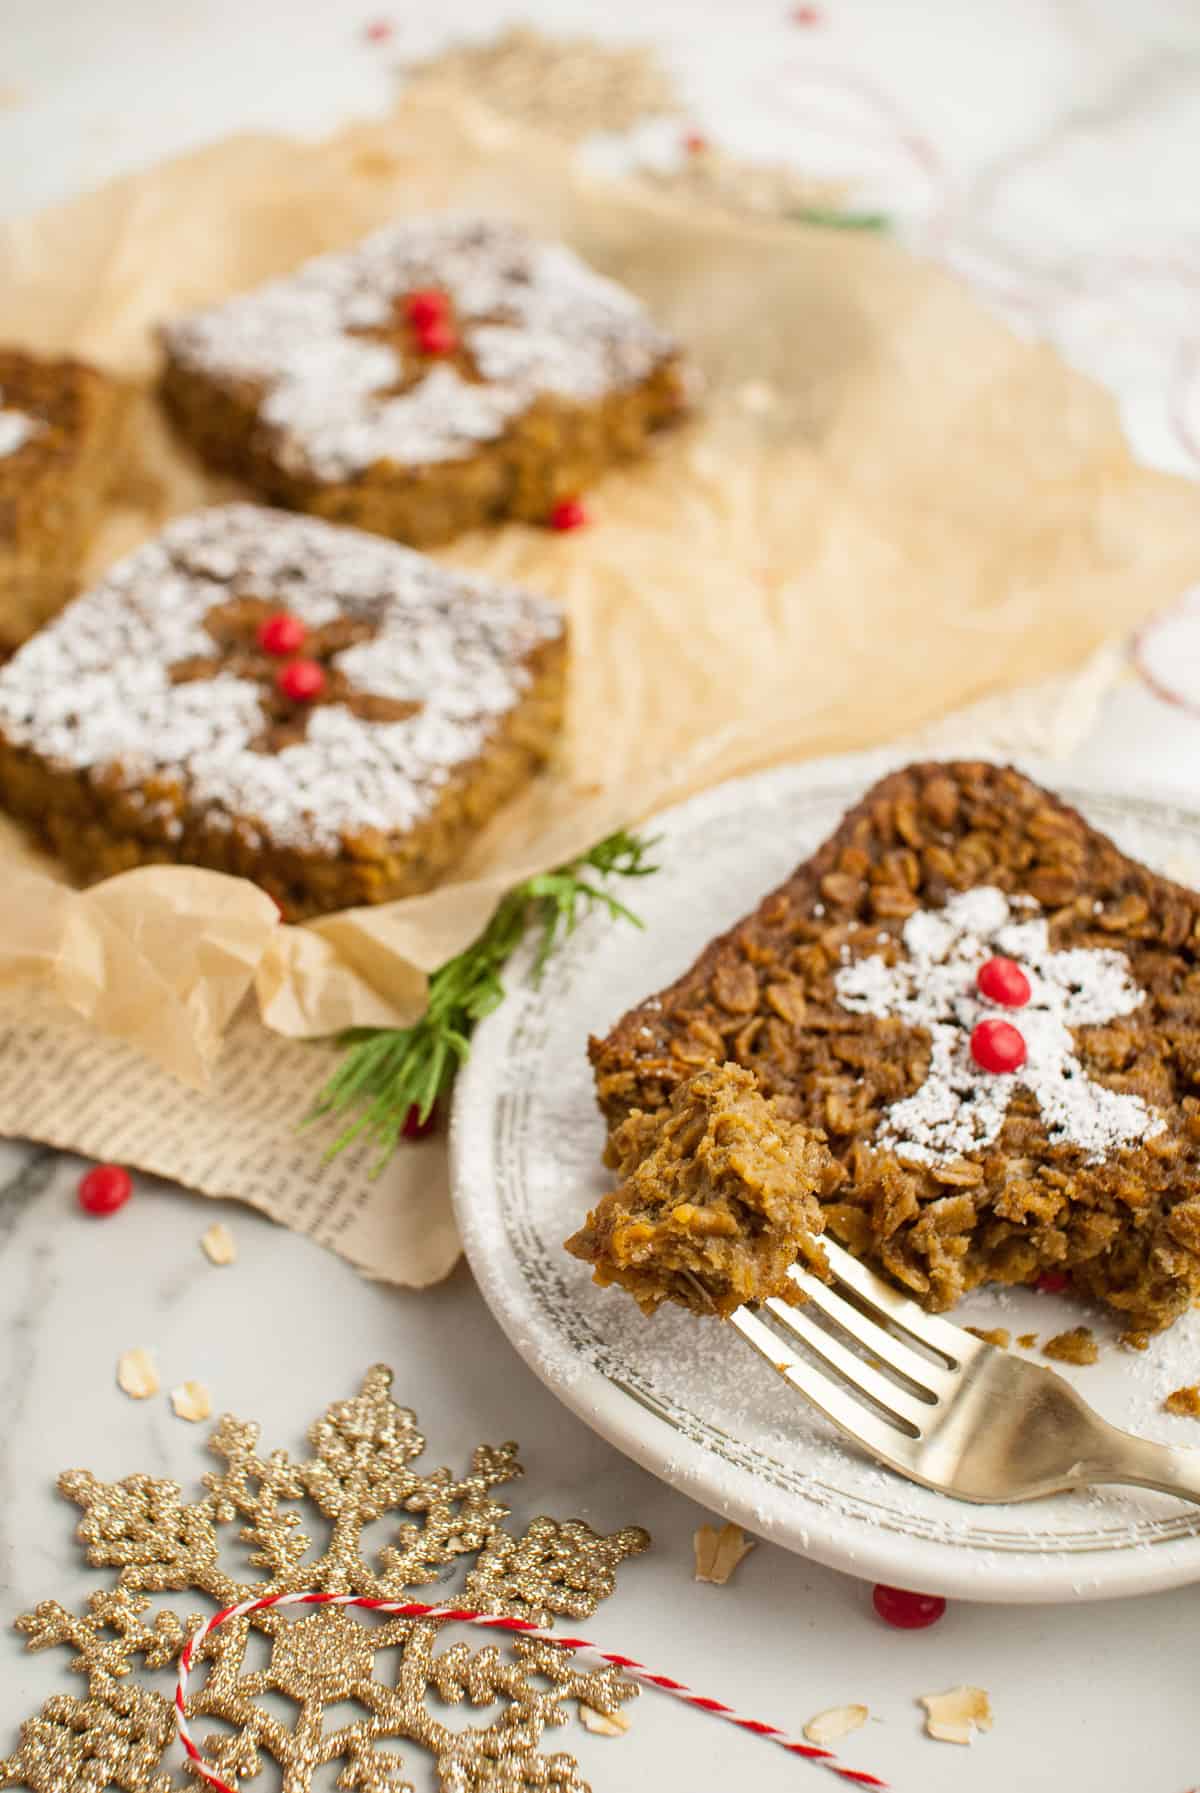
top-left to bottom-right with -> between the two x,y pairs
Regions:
307,827 -> 659,1171
789,207 -> 889,231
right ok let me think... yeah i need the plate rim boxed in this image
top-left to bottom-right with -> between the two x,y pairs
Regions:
450,750 -> 1200,1604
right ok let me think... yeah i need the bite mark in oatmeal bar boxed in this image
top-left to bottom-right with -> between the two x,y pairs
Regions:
0,504 -> 565,919
565,1062 -> 838,1318
0,348 -> 129,649
160,215 -> 691,546
589,763 -> 1200,1337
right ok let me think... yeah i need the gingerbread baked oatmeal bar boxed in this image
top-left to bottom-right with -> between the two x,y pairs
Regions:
566,1063 -> 837,1317
160,215 -> 690,546
0,349 -> 128,650
590,763 -> 1200,1337
0,503 -> 565,919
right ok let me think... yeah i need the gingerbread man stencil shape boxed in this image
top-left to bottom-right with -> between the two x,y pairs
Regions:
834,886 -> 1164,1166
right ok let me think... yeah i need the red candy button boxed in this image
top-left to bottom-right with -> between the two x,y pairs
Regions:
276,659 -> 326,702
549,497 -> 589,532
402,1104 -> 439,1140
405,288 -> 449,329
970,1017 -> 1027,1074
257,612 -> 307,656
78,1163 -> 133,1217
977,955 -> 1031,1007
417,317 -> 459,356
872,1584 -> 946,1630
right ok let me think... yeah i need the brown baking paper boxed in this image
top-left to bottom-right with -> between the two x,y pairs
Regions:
0,88 -> 1197,1285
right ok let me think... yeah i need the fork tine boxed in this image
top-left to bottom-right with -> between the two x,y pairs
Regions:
729,1304 -> 923,1472
791,1272 -> 957,1399
818,1237 -> 985,1363
763,1294 -> 938,1430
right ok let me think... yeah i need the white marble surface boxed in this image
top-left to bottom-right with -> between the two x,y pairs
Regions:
2,3 -> 1200,1790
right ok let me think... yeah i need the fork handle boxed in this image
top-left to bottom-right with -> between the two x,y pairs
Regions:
1084,1429 -> 1200,1506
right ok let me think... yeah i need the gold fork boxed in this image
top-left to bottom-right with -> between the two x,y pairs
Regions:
728,1237 -> 1200,1505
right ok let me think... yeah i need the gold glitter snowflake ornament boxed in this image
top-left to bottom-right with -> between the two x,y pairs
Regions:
1,1365 -> 648,1792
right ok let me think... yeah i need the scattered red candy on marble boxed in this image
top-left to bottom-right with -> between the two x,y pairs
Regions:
417,317 -> 459,357
405,287 -> 449,329
872,1584 -> 946,1630
1037,1270 -> 1072,1294
970,1017 -> 1027,1074
402,1104 -> 438,1140
276,658 -> 326,702
790,3 -> 823,23
549,497 -> 589,532
683,130 -> 709,154
78,1163 -> 133,1217
256,611 -> 307,656
364,18 -> 393,43
977,955 -> 1031,1008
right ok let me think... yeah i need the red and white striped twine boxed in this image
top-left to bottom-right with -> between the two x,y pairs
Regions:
176,1591 -> 889,1788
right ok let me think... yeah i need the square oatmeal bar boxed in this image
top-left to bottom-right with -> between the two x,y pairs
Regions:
160,215 -> 690,545
0,503 -> 566,918
0,349 -> 129,650
590,763 -> 1200,1338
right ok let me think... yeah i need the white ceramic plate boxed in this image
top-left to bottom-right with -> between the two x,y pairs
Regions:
450,756 -> 1200,1603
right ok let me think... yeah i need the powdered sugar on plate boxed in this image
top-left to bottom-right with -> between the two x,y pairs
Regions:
163,215 -> 678,481
0,503 -> 563,853
451,755 -> 1200,1604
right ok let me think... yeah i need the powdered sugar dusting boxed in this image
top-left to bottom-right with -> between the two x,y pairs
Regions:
834,885 -> 1165,1165
163,215 -> 678,481
0,407 -> 41,457
0,503 -> 563,853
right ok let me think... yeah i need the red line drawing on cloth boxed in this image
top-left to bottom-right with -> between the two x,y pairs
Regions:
753,62 -> 947,213
751,57 -> 1200,484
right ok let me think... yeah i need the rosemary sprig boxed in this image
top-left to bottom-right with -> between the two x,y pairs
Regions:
308,827 -> 658,1170
789,207 -> 889,231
